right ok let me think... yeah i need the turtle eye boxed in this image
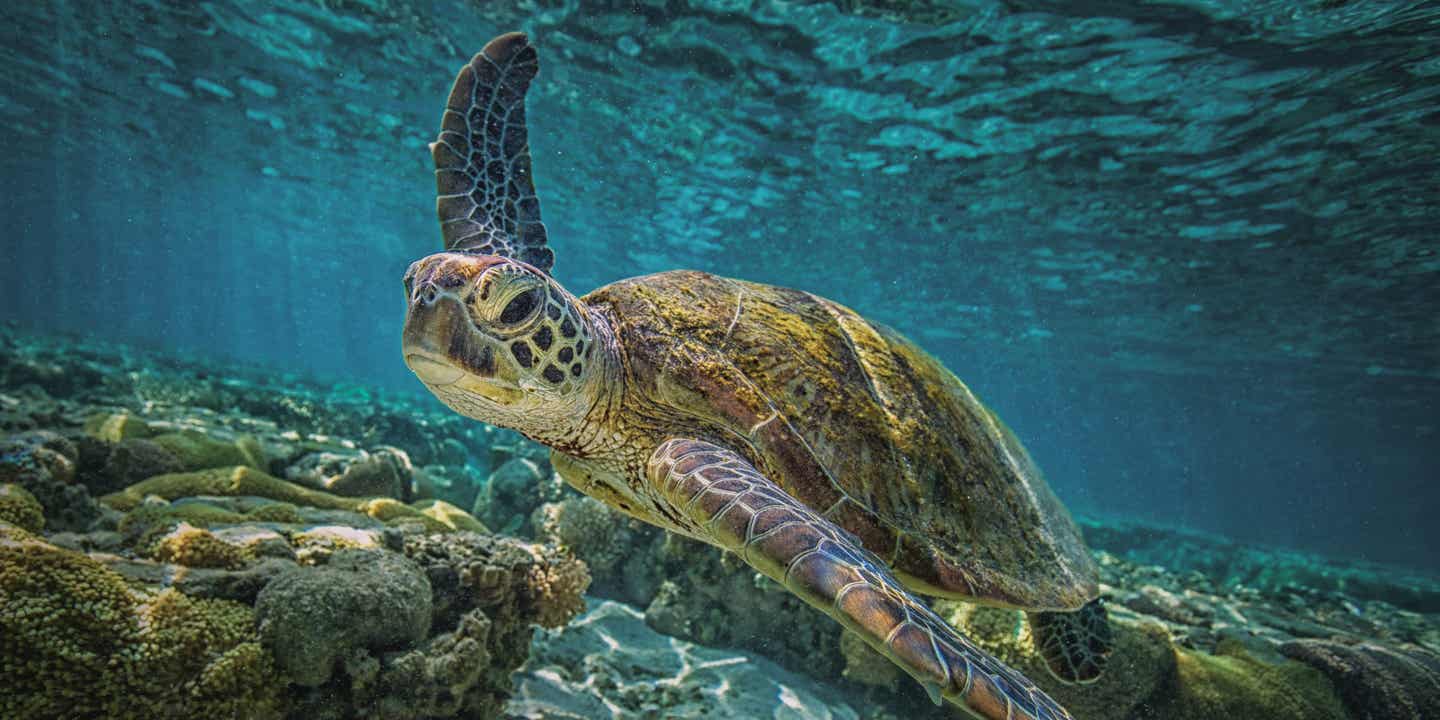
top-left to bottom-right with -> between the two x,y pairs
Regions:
498,287 -> 543,325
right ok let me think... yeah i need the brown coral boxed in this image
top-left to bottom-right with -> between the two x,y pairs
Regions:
532,496 -> 630,577
524,551 -> 591,629
147,522 -> 253,569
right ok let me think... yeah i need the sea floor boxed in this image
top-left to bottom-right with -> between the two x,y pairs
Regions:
1,324 -> 1436,719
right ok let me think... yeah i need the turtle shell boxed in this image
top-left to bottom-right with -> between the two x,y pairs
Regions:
585,270 -> 1098,611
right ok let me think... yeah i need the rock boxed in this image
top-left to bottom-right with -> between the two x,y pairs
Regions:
97,438 -> 183,493
0,431 -> 99,532
1124,583 -> 1210,626
45,529 -> 123,553
1281,638 -> 1440,720
211,525 -> 294,560
414,463 -> 483,512
290,524 -> 388,564
511,599 -> 862,720
285,446 -> 412,498
255,548 -> 432,687
436,437 -> 468,467
474,457 -> 546,533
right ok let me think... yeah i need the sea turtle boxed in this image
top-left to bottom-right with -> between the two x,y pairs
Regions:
402,33 -> 1111,720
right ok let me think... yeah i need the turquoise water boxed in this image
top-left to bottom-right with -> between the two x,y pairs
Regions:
2,0 -> 1436,577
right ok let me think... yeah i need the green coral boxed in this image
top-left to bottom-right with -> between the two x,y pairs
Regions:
102,466 -> 358,512
120,501 -> 249,536
150,430 -> 265,472
83,412 -> 155,442
0,483 -> 44,533
360,497 -> 453,533
1151,639 -> 1346,720
0,531 -> 280,718
416,499 -> 490,533
106,469 -> 489,545
246,502 -> 304,524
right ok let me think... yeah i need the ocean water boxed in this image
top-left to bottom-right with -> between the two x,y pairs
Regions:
1,1 -> 1438,718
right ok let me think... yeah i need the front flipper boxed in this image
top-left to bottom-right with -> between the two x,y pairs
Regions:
1030,598 -> 1112,684
432,32 -> 554,272
646,438 -> 1073,720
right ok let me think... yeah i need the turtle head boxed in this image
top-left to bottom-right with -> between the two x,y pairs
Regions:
402,252 -> 605,436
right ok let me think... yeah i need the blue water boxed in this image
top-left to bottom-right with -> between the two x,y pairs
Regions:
2,1 -> 1436,571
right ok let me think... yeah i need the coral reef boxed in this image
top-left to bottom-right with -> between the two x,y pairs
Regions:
0,528 -> 280,718
416,498 -> 489,534
0,483 -> 44,533
285,446 -> 412,498
101,465 -> 358,512
401,531 -> 590,631
0,430 -> 99,531
146,522 -> 254,569
839,628 -> 902,691
1080,516 -> 1440,614
1153,639 -> 1346,720
0,329 -> 594,719
150,429 -> 266,472
532,495 -> 632,578
4,326 -> 1439,719
475,456 -> 559,534
351,608 -> 501,719
255,548 -> 433,687
83,412 -> 155,443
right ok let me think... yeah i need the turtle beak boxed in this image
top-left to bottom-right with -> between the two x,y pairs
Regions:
405,351 -> 463,386
402,288 -> 473,387
403,288 -> 527,407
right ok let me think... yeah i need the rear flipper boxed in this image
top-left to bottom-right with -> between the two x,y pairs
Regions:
1030,598 -> 1113,684
646,438 -> 1074,720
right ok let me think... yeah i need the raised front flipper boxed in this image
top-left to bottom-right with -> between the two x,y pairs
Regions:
432,32 -> 554,272
646,438 -> 1073,720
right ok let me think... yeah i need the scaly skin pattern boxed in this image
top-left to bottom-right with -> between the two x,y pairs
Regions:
646,438 -> 1072,720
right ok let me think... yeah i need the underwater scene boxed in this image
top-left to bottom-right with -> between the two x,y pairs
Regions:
2,1 -> 1438,719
